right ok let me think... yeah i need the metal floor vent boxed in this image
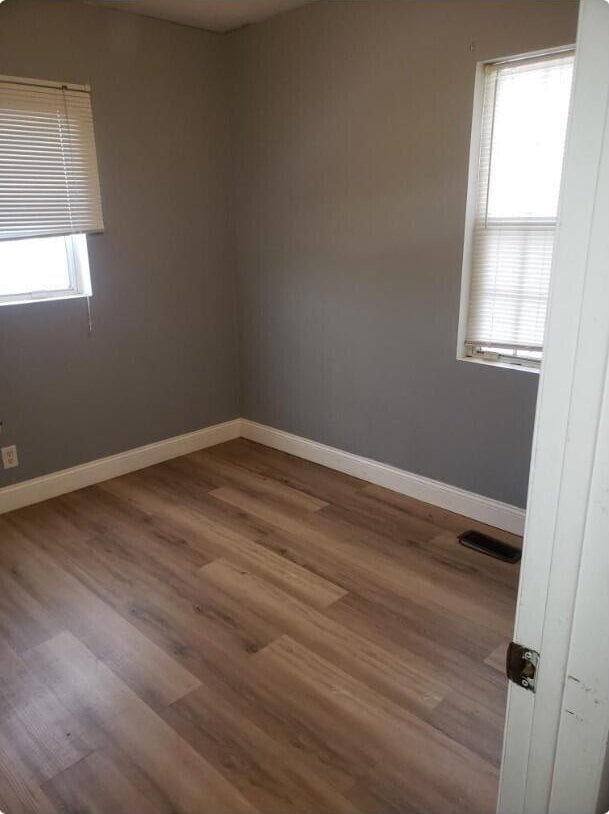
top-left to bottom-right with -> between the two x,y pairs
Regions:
457,529 -> 522,563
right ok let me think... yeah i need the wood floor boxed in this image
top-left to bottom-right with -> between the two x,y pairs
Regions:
0,439 -> 519,814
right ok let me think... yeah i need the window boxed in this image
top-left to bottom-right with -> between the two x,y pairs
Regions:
0,234 -> 91,305
0,75 -> 104,306
458,50 -> 574,370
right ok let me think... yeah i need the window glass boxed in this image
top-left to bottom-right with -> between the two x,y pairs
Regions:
0,236 -> 72,297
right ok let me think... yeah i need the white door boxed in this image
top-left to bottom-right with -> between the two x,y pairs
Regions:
497,1 -> 609,812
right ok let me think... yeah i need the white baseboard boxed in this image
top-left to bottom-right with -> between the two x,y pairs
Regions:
0,416 -> 525,535
0,418 -> 241,515
240,419 -> 525,536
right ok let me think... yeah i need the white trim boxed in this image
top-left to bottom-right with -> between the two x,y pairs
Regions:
0,419 -> 241,514
240,419 -> 525,535
459,353 -> 540,375
0,291 -> 90,309
0,415 -> 525,534
498,1 -> 609,811
456,60 -> 484,362
487,44 -> 576,70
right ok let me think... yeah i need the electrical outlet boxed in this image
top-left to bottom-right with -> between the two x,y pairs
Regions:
1,445 -> 18,469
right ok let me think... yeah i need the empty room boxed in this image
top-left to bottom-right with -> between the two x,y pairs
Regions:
1,1 -> 608,813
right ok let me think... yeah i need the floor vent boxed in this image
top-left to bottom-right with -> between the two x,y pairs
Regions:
457,530 -> 522,563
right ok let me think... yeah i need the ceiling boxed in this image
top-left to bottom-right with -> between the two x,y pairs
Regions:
81,0 -> 314,32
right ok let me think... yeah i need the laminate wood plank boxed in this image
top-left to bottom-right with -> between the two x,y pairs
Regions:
0,638 -> 102,790
0,521 -> 201,709
162,658 -> 361,795
251,527 -> 507,660
209,486 -> 515,636
43,748 -> 173,814
311,505 -> 517,616
105,466 -> 277,545
0,569 -> 61,653
134,457 -> 219,498
19,494 -> 276,645
0,639 -> 43,723
70,530 -> 283,656
325,592 -> 509,715
7,505 -> 281,664
0,728 -> 56,814
146,629 -> 362,796
0,440 -> 518,814
199,558 -> 447,715
320,488 -> 519,590
37,504 -> 281,673
320,486 -> 442,543
178,450 -> 330,513
345,780 -> 417,814
426,689 -> 506,768
75,520 -> 505,768
310,489 -> 518,601
23,632 -> 258,814
254,635 -> 499,814
0,705 -> 92,785
426,530 -> 519,590
54,488 -> 211,576
4,495 -> 214,644
100,475 -> 347,609
363,482 -> 523,548
163,690 -> 360,814
207,438 -> 366,503
485,641 -> 511,674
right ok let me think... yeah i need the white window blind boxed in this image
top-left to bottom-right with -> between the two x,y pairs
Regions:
0,76 -> 104,241
464,51 -> 574,363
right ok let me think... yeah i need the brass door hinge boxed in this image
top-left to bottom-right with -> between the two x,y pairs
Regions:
506,642 -> 539,692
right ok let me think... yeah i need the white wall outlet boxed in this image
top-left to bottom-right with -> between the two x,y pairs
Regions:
1,445 -> 19,469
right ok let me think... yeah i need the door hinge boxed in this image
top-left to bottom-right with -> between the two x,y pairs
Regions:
506,642 -> 539,692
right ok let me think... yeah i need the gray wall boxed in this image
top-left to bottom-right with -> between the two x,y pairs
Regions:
0,0 -> 239,486
230,0 -> 578,508
0,0 -> 578,508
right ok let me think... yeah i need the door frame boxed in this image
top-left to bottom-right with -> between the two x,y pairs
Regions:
497,1 -> 609,812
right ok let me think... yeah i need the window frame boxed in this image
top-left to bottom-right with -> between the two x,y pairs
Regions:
0,233 -> 92,307
0,72 -> 103,308
456,45 -> 575,375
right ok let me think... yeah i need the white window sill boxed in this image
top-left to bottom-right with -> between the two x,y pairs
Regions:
457,354 -> 541,375
0,291 -> 90,308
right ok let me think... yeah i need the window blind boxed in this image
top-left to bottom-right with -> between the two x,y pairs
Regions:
0,77 -> 104,241
465,52 -> 574,358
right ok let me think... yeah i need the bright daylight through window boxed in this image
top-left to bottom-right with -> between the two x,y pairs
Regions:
0,75 -> 103,305
459,50 -> 574,369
